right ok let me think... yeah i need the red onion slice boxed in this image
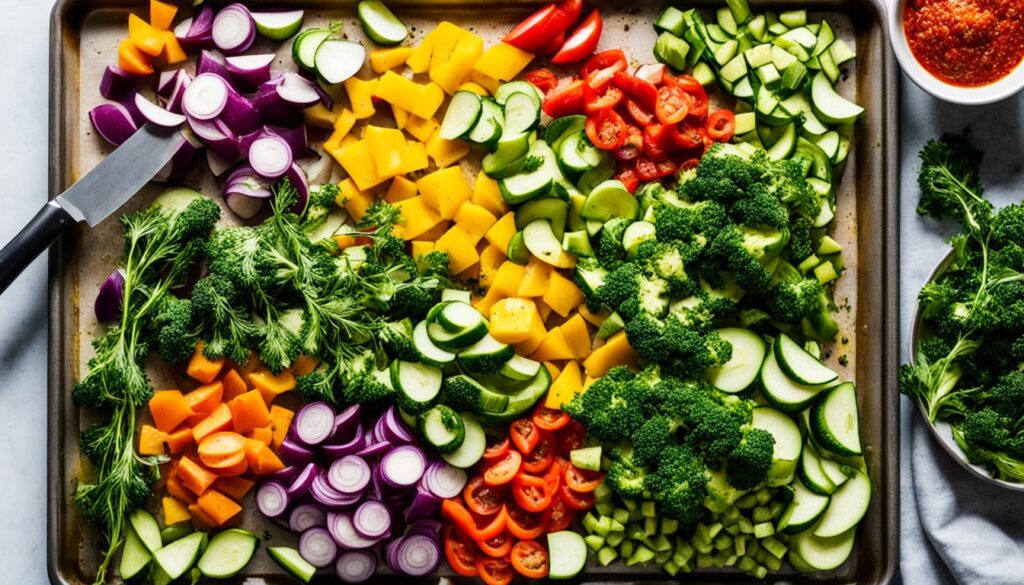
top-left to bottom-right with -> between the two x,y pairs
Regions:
356,440 -> 392,459
269,465 -> 301,485
383,406 -> 415,444
380,445 -> 427,489
328,512 -> 380,550
134,92 -> 186,127
94,269 -> 125,322
248,133 -> 293,180
276,73 -> 320,106
225,53 -> 275,89
403,486 -> 441,524
207,150 -> 234,178
420,460 -> 468,499
289,504 -> 327,533
175,6 -> 215,51
327,455 -> 371,494
311,472 -> 364,509
255,481 -> 289,518
353,500 -> 391,539
330,405 -> 362,444
394,534 -> 440,576
335,550 -> 376,584
286,462 -> 320,499
100,66 -> 135,101
153,140 -> 197,182
89,103 -> 137,146
299,527 -> 337,568
212,3 -> 256,56
320,423 -> 365,459
163,71 -> 192,114
293,402 -> 338,446
183,73 -> 229,120
278,437 -> 315,466
196,49 -> 230,79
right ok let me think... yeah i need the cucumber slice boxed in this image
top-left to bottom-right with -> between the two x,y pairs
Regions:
483,132 -> 531,179
516,197 -> 569,240
292,29 -> 331,71
796,137 -> 834,182
390,360 -> 443,414
252,10 -> 304,41
779,9 -> 807,27
781,94 -> 828,135
577,154 -> 615,195
458,334 -> 515,374
580,180 -> 640,222
810,382 -> 862,456
268,546 -> 316,583
197,529 -> 259,578
445,375 -> 510,413
774,333 -> 838,385
706,328 -> 766,394
791,528 -> 855,571
557,131 -> 603,180
417,404 -> 466,453
437,301 -> 485,333
765,122 -> 797,161
441,288 -> 472,303
811,130 -> 841,160
119,524 -> 152,581
813,199 -> 836,228
128,509 -> 163,553
829,39 -> 856,66
545,115 -> 586,149
654,6 -> 687,36
548,531 -> 588,579
818,48 -> 841,83
499,141 -> 560,204
477,367 -> 552,425
160,524 -> 191,545
439,91 -> 482,140
622,221 -> 656,256
812,21 -> 835,57
720,55 -> 748,83
523,220 -> 576,268
570,446 -> 602,471
798,441 -> 837,495
314,39 -> 366,85
412,320 -> 456,367
428,320 -> 487,351
441,413 -> 486,468
779,478 -> 830,535
563,230 -> 595,257
596,312 -> 625,340
507,231 -> 530,265
813,466 -> 870,538
745,44 -> 772,68
759,344 -> 833,412
153,532 -> 206,581
820,454 -> 851,487
751,405 -> 802,486
810,72 -> 863,124
468,99 -> 505,148
734,111 -> 757,135
357,0 -> 408,46
503,92 -> 541,136
494,81 -> 542,106
500,355 -> 542,381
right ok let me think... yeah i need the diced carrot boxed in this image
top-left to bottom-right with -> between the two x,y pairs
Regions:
184,381 -> 223,415
214,476 -> 254,501
249,369 -> 297,406
187,341 -> 225,384
228,390 -> 271,434
188,503 -> 217,530
117,38 -> 154,76
198,431 -> 247,469
149,0 -> 178,30
177,456 -> 219,496
164,425 -> 195,454
162,496 -> 191,526
198,489 -> 243,526
166,471 -> 196,504
159,31 -> 187,64
248,426 -> 273,445
192,403 -> 233,443
292,355 -> 320,377
149,390 -> 194,433
269,405 -> 295,449
244,439 -> 285,475
138,424 -> 166,456
128,14 -> 166,57
240,352 -> 266,385
221,369 -> 248,401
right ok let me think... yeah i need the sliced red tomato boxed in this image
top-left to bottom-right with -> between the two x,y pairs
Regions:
585,108 -> 627,150
512,472 -> 553,512
564,464 -> 606,493
552,9 -> 603,64
642,123 -> 676,160
476,556 -> 514,585
637,156 -> 678,181
503,0 -> 579,53
612,71 -> 658,110
444,526 -> 479,576
537,31 -> 566,56
526,69 -> 558,95
477,531 -> 514,558
581,49 -> 628,89
554,0 -> 584,24
483,450 -> 522,486
532,405 -> 571,432
559,482 -> 596,510
506,504 -> 549,539
634,63 -> 667,85
624,98 -> 655,127
542,457 -> 564,497
483,435 -> 511,462
510,418 -> 541,455
521,435 -> 556,474
511,540 -> 549,579
546,499 -> 574,532
678,157 -> 701,172
614,163 -> 639,193
706,109 -> 736,142
584,84 -> 623,113
542,78 -> 585,118
443,499 -> 509,542
613,124 -> 643,161
655,84 -> 691,125
671,75 -> 709,120
464,476 -> 506,516
671,120 -> 706,149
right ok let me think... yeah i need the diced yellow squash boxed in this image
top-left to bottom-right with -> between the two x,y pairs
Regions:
544,360 -> 583,409
491,261 -> 526,297
434,227 -> 480,274
472,173 -> 510,217
410,241 -> 434,259
364,126 -> 407,179
385,176 -> 418,203
485,212 -> 517,253
458,81 -> 490,96
337,140 -> 386,190
426,22 -> 472,71
304,103 -> 338,129
560,314 -> 592,360
512,310 -> 547,356
431,34 -> 484,94
406,33 -> 434,73
337,178 -> 375,221
370,46 -> 414,73
393,142 -> 429,176
584,331 -> 639,377
474,285 -> 506,317
425,129 -> 471,167
416,167 -> 472,220
405,115 -> 439,143
417,220 -> 451,242
454,202 -> 497,244
490,297 -> 538,344
479,245 -> 506,286
532,326 -> 573,362
343,77 -> 378,119
323,109 -> 358,159
374,71 -> 424,113
163,496 -> 192,526
470,70 -> 502,94
412,82 -> 447,120
518,257 -> 553,298
536,299 -> 553,323
395,196 -> 442,240
543,271 -> 586,317
544,362 -> 561,379
578,304 -> 608,327
392,105 -> 410,129
473,42 -> 535,81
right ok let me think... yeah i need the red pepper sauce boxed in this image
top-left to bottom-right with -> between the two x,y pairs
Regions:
904,0 -> 1024,87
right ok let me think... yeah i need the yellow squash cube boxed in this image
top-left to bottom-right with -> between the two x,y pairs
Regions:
434,227 -> 480,274
410,241 -> 435,259
584,331 -> 639,377
544,360 -> 583,409
303,103 -> 338,128
543,271 -> 586,317
472,173 -> 510,217
162,496 -> 192,526
370,46 -> 414,73
385,176 -> 418,203
343,77 -> 378,119
491,261 -> 526,297
578,303 -> 608,327
490,297 -> 538,344
374,71 -> 424,113
412,82 -> 446,120
405,115 -> 439,143
454,202 -> 498,244
479,244 -> 507,287
392,105 -> 410,129
559,314 -> 592,360
337,178 -> 375,221
518,257 -> 553,298
512,310 -> 547,356
416,167 -> 472,220
393,142 -> 429,176
458,82 -> 490,96
337,140 -> 386,190
470,70 -> 502,95
425,129 -> 471,167
323,109 -> 358,159
395,196 -> 443,240
431,34 -> 484,94
364,126 -> 407,179
485,212 -> 517,253
473,42 -> 534,81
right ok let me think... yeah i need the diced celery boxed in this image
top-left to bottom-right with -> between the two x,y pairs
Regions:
622,498 -> 638,512
712,551 -> 727,568
814,261 -> 839,284
755,488 -> 772,505
619,540 -> 634,559
628,509 -> 644,522
644,517 -> 658,536
739,517 -> 755,534
735,535 -> 747,556
725,523 -> 741,536
714,533 -> 733,551
605,531 -> 625,547
661,518 -> 679,535
641,501 -> 657,517
655,549 -> 672,564
736,493 -> 758,509
628,525 -> 647,541
708,522 -> 724,539
763,553 -> 782,571
817,235 -> 842,255
592,481 -> 613,504
753,522 -> 775,538
582,513 -> 599,533
798,254 -> 820,273
613,508 -> 630,525
609,518 -> 625,532
737,556 -> 758,572
652,535 -> 673,552
595,516 -> 613,537
696,552 -> 713,568
626,545 -> 655,566
762,536 -> 788,559
585,534 -> 605,552
753,506 -> 772,524
675,538 -> 695,563
664,560 -> 680,576
597,546 -> 618,566
595,502 -> 615,517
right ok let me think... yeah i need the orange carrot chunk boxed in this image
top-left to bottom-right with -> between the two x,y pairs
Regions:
149,390 -> 194,433
149,0 -> 178,30
269,405 -> 295,449
211,457 -> 248,477
248,426 -> 274,445
249,369 -> 297,406
198,489 -> 243,526
118,38 -> 154,76
188,503 -> 217,530
166,471 -> 196,504
228,390 -> 271,434
244,439 -> 286,475
187,341 -> 225,384
184,381 -> 224,415
177,455 -> 219,496
159,31 -> 187,64
164,425 -> 195,454
128,14 -> 166,57
197,431 -> 247,469
221,369 -> 248,401
138,424 -> 166,456
214,476 -> 255,501
192,403 -> 233,443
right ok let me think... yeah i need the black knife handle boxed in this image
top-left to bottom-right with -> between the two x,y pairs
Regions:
0,202 -> 75,295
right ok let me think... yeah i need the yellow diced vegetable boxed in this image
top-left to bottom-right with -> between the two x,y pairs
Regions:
543,271 -> 586,317
412,82 -> 446,120
405,115 -> 439,143
472,173 -> 510,217
427,22 -> 472,71
434,227 -> 480,274
323,109 -> 358,158
364,125 -> 407,179
458,81 -> 490,96
544,362 -> 561,379
490,297 -> 538,344
485,212 -> 517,253
532,326 -> 573,361
584,332 -> 639,377
303,103 -> 338,128
392,105 -> 410,129
544,360 -> 583,409
385,176 -> 418,203
560,314 -> 592,360
395,196 -> 443,240
473,42 -> 535,81
512,310 -> 547,356
374,70 -> 423,113
474,285 -> 505,317
162,496 -> 192,526
454,202 -> 497,244
370,46 -> 414,73
518,257 -> 553,298
343,77 -> 378,119
410,241 -> 434,259
578,304 -> 607,327
469,70 -> 501,94
430,34 -> 484,94
416,167 -> 472,220
536,299 -> 553,323
406,33 -> 434,73
337,178 -> 375,221
479,244 -> 507,287
425,129 -> 471,167
337,140 -> 386,190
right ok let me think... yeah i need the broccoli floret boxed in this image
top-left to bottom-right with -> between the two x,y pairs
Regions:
596,218 -> 633,267
768,158 -> 819,217
916,133 -> 990,233
605,460 -> 649,498
642,241 -> 693,291
150,295 -> 198,364
379,318 -> 418,361
170,196 -> 221,241
592,262 -> 643,313
768,277 -> 826,324
624,315 -> 732,378
800,287 -> 841,342
295,368 -> 338,404
789,217 -> 814,261
302,183 -> 340,232
344,368 -> 395,404
986,371 -> 1024,417
643,444 -> 709,528
258,308 -> 304,374
619,275 -> 671,319
725,428 -> 776,489
733,188 -> 789,230
706,226 -> 787,294
683,145 -> 767,205
952,408 -> 1024,481
632,415 -> 678,467
561,371 -> 654,442
442,376 -> 491,412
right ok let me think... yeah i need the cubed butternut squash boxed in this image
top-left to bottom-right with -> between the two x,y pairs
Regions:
490,298 -> 538,344
472,173 -> 509,217
343,77 -> 378,119
559,314 -> 592,359
149,390 -> 194,433
543,271 -> 586,317
425,129 -> 470,168
395,197 -> 443,240
187,341 -> 224,384
544,360 -> 583,409
162,496 -> 192,526
370,46 -> 414,73
337,177 -> 376,221
138,425 -> 166,456
433,227 -> 480,274
417,167 -> 473,220
485,212 -> 517,253
454,202 -> 497,244
405,115 -> 439,143
473,42 -> 534,81
530,327 -> 574,361
512,311 -> 548,356
583,331 -> 639,377
518,257 -> 553,298
385,176 -> 418,203
479,245 -> 506,286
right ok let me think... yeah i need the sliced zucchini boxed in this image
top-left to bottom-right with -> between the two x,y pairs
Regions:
500,355 -> 542,381
438,92 -> 481,139
751,405 -> 802,486
810,72 -> 863,124
494,81 -> 542,106
467,98 -> 505,148
523,220 -> 576,268
814,467 -> 870,537
153,532 -> 206,581
774,333 -> 838,385
790,528 -> 855,571
798,440 -> 837,495
778,478 -> 830,535
557,131 -> 603,180
810,382 -> 862,456
119,524 -> 153,581
292,29 -> 331,71
503,91 -> 541,136
417,404 -> 466,453
357,0 -> 408,45
705,328 -> 766,394
483,131 -> 531,179
197,529 -> 259,579
441,413 -> 487,468
390,360 -> 443,414
458,334 -> 515,374
441,288 -> 472,303
412,320 -> 456,367
758,345 -> 833,412
436,301 -> 486,333
516,197 -> 569,240
506,231 -> 530,265
596,312 -> 625,340
545,115 -> 587,149
563,230 -> 595,257
128,509 -> 163,553
580,180 -> 640,222
268,547 -> 316,583
499,141 -> 560,204
622,221 -> 656,256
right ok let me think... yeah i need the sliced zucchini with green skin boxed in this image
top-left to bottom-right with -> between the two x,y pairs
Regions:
813,199 -> 836,228
499,141 -> 560,204
436,301 -> 485,333
720,54 -> 749,83
654,6 -> 687,36
503,91 -> 541,136
811,130 -> 840,159
197,529 -> 259,578
483,132 -> 531,179
810,72 -> 864,124
580,180 -> 639,222
357,0 -> 408,46
439,91 -> 482,140
252,10 -> 305,41
596,312 -> 625,340
818,48 -> 841,83
500,355 -> 541,381
391,360 -> 443,414
622,221 -> 657,257
765,122 -> 798,161
799,441 -> 837,495
788,551 -> 817,573
494,81 -> 542,106
428,320 -> 486,351
441,413 -> 487,468
813,466 -> 870,537
516,198 -> 569,239
819,454 -> 851,487
160,524 -> 191,545
706,328 -> 766,394
154,532 -> 206,580
563,230 -> 595,257
417,404 -> 465,453
759,346 -> 834,412
523,220 -> 575,268
557,131 -> 603,180
129,509 -> 163,553
477,367 -> 552,425
795,137 -> 834,183
812,21 -> 835,57
577,154 -> 614,194
829,39 -> 856,65
441,288 -> 472,303
292,29 -> 331,71
458,334 -> 515,374
775,333 -> 839,385
570,446 -> 603,471
412,320 -> 456,366
548,531 -> 588,579
751,405 -> 802,486
268,547 -> 316,583
778,478 -> 830,535
575,262 -> 608,298
790,527 -> 855,571
119,524 -> 153,581
506,231 -> 530,265
545,115 -> 586,149
810,382 -> 862,456
567,193 -> 587,232
467,99 -> 505,148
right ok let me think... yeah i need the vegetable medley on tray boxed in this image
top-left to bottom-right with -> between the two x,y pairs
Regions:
76,0 -> 869,583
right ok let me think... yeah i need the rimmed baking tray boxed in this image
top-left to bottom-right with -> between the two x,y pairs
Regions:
47,0 -> 899,583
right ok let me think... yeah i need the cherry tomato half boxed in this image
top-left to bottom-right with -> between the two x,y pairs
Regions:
706,110 -> 736,142
559,482 -> 596,510
671,121 -> 706,150
624,98 -> 655,127
636,156 -> 678,182
656,84 -> 691,125
512,472 -> 553,512
542,457 -> 564,497
483,435 -> 511,462
564,464 -> 606,493
502,0 -> 579,53
483,450 -> 522,486
546,498 -> 574,532
533,405 -> 571,432
477,531 -> 514,558
671,74 -> 709,120
614,124 -> 643,161
526,69 -> 558,95
521,435 -> 556,474
613,162 -> 639,193
612,71 -> 658,110
511,540 -> 549,579
510,418 -> 542,455
444,526 -> 479,576
642,123 -> 676,160
584,84 -> 624,113
581,49 -> 628,90
506,503 -> 550,540
551,9 -> 603,64
542,78 -> 586,118
585,108 -> 627,150
475,556 -> 514,585
464,476 -> 506,516
443,499 -> 509,542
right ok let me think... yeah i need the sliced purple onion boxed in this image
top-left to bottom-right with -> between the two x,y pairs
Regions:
89,103 -> 137,146
385,537 -> 402,572
196,49 -> 230,79
278,437 -> 315,466
134,92 -> 186,127
330,405 -> 362,444
335,550 -> 376,584
299,527 -> 337,568
212,3 -> 256,56
94,269 -> 125,322
119,91 -> 146,127
406,519 -> 443,538
267,124 -> 308,157
371,464 -> 386,502
217,92 -> 262,136
320,423 -> 365,459
156,70 -> 178,97
289,504 -> 327,533
293,402 -> 338,446
276,72 -> 321,106
380,445 -> 427,490
188,115 -> 241,161
327,455 -> 371,494
328,512 -> 381,550
286,462 -> 320,499
224,179 -> 265,216
225,164 -> 271,198
356,440 -> 392,459
353,500 -> 392,539
154,140 -> 198,182
225,53 -> 275,89
100,66 -> 135,100
174,6 -> 215,51
421,460 -> 468,499
404,486 -> 441,524
311,472 -> 364,509
163,71 -> 192,114
383,406 -> 415,444
269,465 -> 301,485
249,133 -> 293,179
183,73 -> 229,120
393,534 -> 441,576
255,481 -> 289,518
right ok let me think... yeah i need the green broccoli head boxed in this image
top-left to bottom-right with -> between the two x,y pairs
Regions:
644,444 -> 709,527
379,318 -> 418,362
605,460 -> 649,498
150,295 -> 198,364
596,218 -> 633,267
624,314 -> 732,378
768,277 -> 826,325
561,368 -> 655,442
592,262 -> 642,313
986,371 -> 1024,417
767,158 -> 820,218
725,427 -> 776,490
732,187 -> 789,230
632,415 -> 678,467
191,274 -> 259,365
343,367 -> 395,405
706,226 -> 787,294
295,368 -> 338,404
788,216 -> 814,261
171,196 -> 221,241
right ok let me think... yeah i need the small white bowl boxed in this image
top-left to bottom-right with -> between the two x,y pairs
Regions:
886,0 -> 1024,105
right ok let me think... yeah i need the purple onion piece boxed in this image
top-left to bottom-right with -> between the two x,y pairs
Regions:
335,550 -> 376,584
353,500 -> 392,539
298,526 -> 337,568
187,115 -> 241,162
293,402 -> 338,446
320,423 -> 365,459
266,124 -> 308,157
100,65 -> 135,100
94,269 -> 125,322
217,91 -> 262,136
269,465 -> 301,485
225,192 -> 266,219
164,71 -> 192,114
383,406 -> 415,444
196,49 -> 230,79
255,481 -> 289,518
385,537 -> 403,572
289,503 -> 327,533
328,512 -> 381,550
248,133 -> 293,180
420,460 -> 468,499
276,72 -> 321,106
183,73 -> 229,121
134,92 -> 186,127
286,462 -> 320,499
89,103 -> 137,146
356,440 -> 392,459
225,53 -> 274,90
407,519 -> 443,537
403,486 -> 441,524
393,534 -> 441,576
311,472 -> 364,509
156,70 -> 177,97
207,150 -> 234,178
327,455 -> 371,494
330,405 -> 362,444
278,437 -> 315,467
380,445 -> 427,489
175,6 -> 215,51
212,3 -> 256,56
153,139 -> 197,182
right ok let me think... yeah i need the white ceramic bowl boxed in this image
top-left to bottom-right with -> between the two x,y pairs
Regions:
886,0 -> 1024,105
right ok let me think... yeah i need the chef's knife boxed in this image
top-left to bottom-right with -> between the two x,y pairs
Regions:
0,123 -> 185,295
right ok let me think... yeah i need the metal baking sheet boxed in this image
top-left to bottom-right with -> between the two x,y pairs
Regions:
47,1 -> 899,583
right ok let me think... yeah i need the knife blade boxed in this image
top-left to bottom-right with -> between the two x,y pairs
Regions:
0,123 -> 186,295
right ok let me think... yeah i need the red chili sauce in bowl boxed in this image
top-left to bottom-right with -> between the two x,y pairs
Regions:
903,0 -> 1024,87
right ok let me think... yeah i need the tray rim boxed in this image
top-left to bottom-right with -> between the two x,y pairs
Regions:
45,1 -> 900,584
